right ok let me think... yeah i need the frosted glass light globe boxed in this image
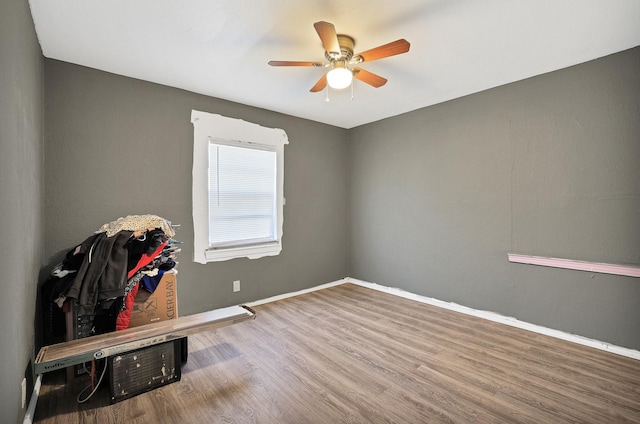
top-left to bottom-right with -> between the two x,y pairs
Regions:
327,63 -> 352,89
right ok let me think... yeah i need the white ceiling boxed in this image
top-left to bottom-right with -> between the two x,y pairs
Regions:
29,0 -> 640,129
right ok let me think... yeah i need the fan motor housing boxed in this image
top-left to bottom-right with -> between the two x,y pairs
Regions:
326,34 -> 355,61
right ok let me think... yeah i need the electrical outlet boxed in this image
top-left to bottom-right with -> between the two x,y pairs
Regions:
21,378 -> 26,409
233,280 -> 240,292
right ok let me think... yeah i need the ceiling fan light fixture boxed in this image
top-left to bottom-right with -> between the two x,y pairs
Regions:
268,21 -> 410,94
327,61 -> 352,89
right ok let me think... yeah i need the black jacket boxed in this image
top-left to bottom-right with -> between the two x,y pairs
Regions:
65,231 -> 133,315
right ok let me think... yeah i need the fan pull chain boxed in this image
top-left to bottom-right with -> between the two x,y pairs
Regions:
351,81 -> 354,100
325,85 -> 330,102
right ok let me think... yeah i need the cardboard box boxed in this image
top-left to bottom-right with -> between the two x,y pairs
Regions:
129,271 -> 178,327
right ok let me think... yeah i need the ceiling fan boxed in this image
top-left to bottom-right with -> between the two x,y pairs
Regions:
268,21 -> 410,92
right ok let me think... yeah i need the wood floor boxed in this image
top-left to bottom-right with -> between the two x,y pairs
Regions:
34,283 -> 640,423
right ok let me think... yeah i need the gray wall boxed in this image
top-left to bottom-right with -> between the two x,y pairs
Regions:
349,47 -> 640,350
44,60 -> 350,315
0,0 -> 44,422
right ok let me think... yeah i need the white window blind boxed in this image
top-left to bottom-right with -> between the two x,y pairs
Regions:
208,141 -> 277,248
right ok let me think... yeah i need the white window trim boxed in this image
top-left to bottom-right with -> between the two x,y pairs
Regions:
191,110 -> 288,263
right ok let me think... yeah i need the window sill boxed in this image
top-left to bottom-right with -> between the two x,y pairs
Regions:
199,242 -> 282,263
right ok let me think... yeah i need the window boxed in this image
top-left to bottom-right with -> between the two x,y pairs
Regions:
208,141 -> 276,248
191,110 -> 288,263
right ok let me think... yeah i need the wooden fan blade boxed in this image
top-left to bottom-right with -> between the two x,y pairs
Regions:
310,74 -> 327,92
314,21 -> 340,56
354,39 -> 410,63
268,60 -> 322,67
353,68 -> 387,88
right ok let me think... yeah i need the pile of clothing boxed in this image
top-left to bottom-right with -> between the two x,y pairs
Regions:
42,215 -> 180,343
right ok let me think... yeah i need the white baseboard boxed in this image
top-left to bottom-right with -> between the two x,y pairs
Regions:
246,278 -> 349,307
22,374 -> 41,424
248,277 -> 640,361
